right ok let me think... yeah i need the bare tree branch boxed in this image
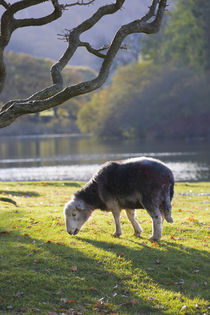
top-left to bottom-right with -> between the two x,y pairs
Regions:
77,0 -> 125,34
63,0 -> 96,9
1,0 -> 126,111
0,0 -> 63,94
0,0 -> 10,9
0,0 -> 168,128
79,41 -> 106,58
14,0 -> 63,29
141,0 -> 159,22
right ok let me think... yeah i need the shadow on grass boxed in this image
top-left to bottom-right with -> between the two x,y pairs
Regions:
63,183 -> 82,188
39,182 -> 82,188
0,190 -> 40,197
78,237 -> 209,301
0,230 -> 162,314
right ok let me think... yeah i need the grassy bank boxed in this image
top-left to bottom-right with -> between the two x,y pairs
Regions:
0,181 -> 209,314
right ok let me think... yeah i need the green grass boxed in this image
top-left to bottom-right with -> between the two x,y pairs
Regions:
0,181 -> 209,314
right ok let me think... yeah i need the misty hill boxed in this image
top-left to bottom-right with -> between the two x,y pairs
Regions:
0,51 -> 96,103
1,0 -> 148,70
0,51 -> 97,135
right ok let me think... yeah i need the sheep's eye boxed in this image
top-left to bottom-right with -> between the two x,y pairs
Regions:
72,213 -> 76,217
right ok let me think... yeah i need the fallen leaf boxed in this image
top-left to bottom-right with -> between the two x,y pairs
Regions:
180,305 -> 187,312
56,242 -> 65,246
170,235 -> 176,240
33,260 -> 38,264
0,297 -> 6,302
188,216 -> 198,222
69,241 -> 77,245
167,281 -> 177,286
14,291 -> 24,297
90,287 -> 97,291
57,221 -> 64,226
7,306 -> 13,310
124,299 -> 137,305
31,308 -> 40,311
70,266 -> 77,272
68,299 -> 77,304
0,231 -> 10,235
20,308 -> 29,313
155,258 -> 160,264
60,297 -> 68,303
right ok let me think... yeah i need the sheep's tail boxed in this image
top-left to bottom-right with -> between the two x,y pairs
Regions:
163,184 -> 173,223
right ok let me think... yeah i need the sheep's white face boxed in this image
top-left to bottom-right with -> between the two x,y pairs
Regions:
64,198 -> 89,235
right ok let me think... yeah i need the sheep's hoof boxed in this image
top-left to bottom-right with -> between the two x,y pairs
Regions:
113,232 -> 121,238
149,235 -> 161,242
134,231 -> 142,237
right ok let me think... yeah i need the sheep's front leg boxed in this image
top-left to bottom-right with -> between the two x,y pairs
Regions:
111,206 -> 122,237
125,209 -> 142,237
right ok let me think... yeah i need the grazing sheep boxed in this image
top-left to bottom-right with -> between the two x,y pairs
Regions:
64,157 -> 174,240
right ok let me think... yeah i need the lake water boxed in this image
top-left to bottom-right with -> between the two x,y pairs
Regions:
0,134 -> 209,182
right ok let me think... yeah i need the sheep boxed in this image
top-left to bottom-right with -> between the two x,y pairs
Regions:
64,157 -> 174,240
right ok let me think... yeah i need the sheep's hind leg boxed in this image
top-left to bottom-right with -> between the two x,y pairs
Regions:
125,209 -> 142,237
147,208 -> 163,241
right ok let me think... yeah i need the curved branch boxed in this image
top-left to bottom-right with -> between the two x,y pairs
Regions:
0,0 -> 10,9
1,0 -> 47,45
141,0 -> 159,22
64,0 -> 96,8
77,0 -> 125,33
0,0 -> 168,128
0,0 -> 63,94
79,41 -> 106,58
1,0 -> 125,105
14,1 -> 62,29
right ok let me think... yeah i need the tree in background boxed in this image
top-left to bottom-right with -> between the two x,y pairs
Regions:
0,0 -> 168,129
141,0 -> 210,71
77,0 -> 210,140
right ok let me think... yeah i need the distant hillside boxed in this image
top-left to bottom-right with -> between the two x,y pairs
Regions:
0,51 -> 96,103
0,0 -> 148,70
0,51 -> 96,136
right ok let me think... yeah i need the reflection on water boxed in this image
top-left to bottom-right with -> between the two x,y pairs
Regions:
0,135 -> 209,182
